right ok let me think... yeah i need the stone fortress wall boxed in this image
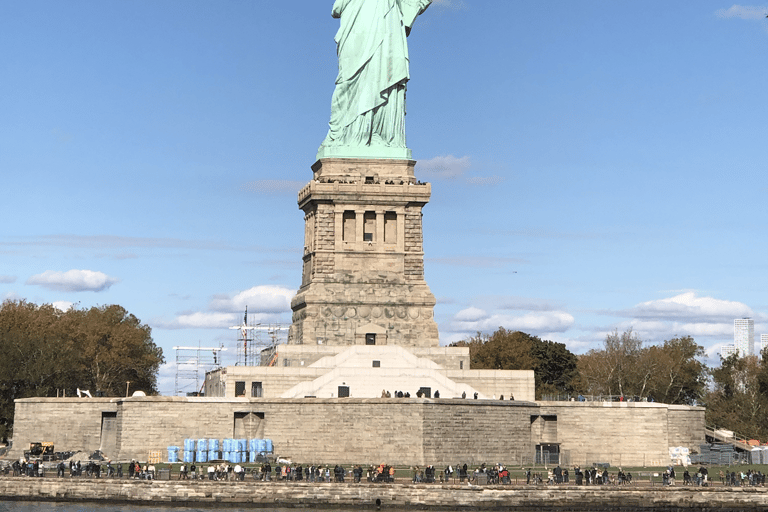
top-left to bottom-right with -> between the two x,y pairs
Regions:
11,396 -> 704,468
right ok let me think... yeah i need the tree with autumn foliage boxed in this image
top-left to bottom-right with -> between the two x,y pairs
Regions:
577,329 -> 706,405
0,299 -> 163,440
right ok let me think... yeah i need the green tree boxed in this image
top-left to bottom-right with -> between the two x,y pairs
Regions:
706,353 -> 768,441
0,300 -> 164,440
454,328 -> 578,399
529,337 -> 579,398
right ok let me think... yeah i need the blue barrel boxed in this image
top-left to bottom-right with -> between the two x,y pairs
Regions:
196,450 -> 207,463
208,450 -> 218,461
167,450 -> 178,463
248,451 -> 256,463
264,439 -> 273,453
255,439 -> 266,453
224,438 -> 234,452
208,438 -> 219,452
183,451 -> 194,463
184,439 -> 196,453
197,438 -> 207,451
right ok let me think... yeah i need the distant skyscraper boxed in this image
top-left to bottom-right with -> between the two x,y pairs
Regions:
721,344 -> 739,359
761,333 -> 768,357
734,318 -> 754,357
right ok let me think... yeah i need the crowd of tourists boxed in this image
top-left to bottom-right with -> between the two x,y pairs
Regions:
5,458 -> 768,488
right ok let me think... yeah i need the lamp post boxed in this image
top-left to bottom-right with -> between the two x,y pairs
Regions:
126,381 -> 131,397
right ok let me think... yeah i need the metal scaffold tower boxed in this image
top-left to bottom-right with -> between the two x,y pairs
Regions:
173,344 -> 226,396
229,306 -> 288,366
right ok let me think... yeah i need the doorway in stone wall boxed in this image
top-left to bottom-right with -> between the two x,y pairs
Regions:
234,411 -> 265,439
100,411 -> 117,457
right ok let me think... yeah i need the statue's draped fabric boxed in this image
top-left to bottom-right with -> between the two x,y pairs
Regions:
319,0 -> 430,156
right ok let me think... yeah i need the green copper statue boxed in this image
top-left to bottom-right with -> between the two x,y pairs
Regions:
317,0 -> 432,161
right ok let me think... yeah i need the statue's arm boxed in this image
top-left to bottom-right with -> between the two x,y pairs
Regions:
401,0 -> 432,32
332,0 -> 349,19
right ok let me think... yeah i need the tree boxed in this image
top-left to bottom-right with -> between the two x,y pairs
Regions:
646,336 -> 706,405
577,329 -> 643,398
529,337 -> 579,398
706,353 -> 768,441
453,328 -> 578,399
577,329 -> 706,405
0,299 -> 164,440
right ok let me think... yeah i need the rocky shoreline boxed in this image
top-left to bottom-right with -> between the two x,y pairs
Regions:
2,477 -> 768,510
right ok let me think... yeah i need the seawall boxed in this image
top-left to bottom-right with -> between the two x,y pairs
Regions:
1,478 -> 768,510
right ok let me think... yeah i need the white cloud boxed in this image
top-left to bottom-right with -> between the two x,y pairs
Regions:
52,301 -> 74,312
621,292 -> 752,323
167,312 -> 238,329
455,307 -> 487,322
418,155 -> 471,179
452,310 -> 575,334
715,5 -> 768,19
208,285 -> 293,314
0,275 -> 16,284
154,285 -> 294,330
26,269 -> 119,292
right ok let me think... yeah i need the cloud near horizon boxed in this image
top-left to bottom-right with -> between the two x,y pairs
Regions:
26,269 -> 119,292
451,307 -> 575,334
0,275 -> 17,284
208,285 -> 293,314
715,4 -> 768,19
617,292 -> 753,324
418,155 -> 471,180
155,285 -> 294,330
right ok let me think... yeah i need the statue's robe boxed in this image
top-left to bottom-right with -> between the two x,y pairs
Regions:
321,0 -> 430,151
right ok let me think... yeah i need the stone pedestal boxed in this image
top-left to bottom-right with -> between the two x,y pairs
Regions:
289,158 -> 439,349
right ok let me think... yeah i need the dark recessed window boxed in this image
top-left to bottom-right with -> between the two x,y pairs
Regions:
372,360 -> 381,367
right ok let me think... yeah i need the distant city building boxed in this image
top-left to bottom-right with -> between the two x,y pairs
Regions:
761,333 -> 768,357
720,344 -> 739,359
734,318 -> 755,357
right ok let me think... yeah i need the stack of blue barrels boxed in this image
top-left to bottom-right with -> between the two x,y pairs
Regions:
222,438 -> 248,463
196,438 -> 208,463
167,446 -> 180,463
208,438 -> 220,461
247,438 -> 274,462
222,438 -> 234,463
183,439 -> 196,463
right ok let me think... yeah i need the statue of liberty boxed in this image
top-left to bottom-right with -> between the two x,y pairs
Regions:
317,0 -> 432,160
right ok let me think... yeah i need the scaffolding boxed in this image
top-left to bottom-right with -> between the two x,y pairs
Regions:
173,344 -> 226,396
229,306 -> 288,366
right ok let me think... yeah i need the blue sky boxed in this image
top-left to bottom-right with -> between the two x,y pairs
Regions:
2,1 -> 767,395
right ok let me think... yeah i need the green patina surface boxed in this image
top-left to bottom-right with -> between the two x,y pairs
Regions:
318,0 -> 431,161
